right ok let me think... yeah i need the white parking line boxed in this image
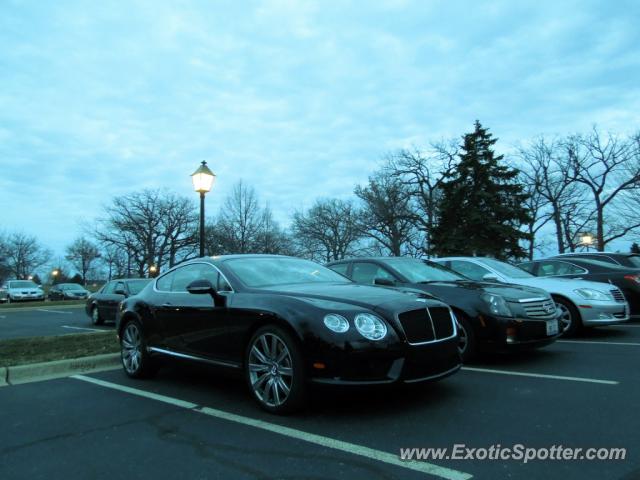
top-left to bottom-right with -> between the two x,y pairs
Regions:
62,326 -> 104,332
461,367 -> 618,385
72,375 -> 472,480
36,309 -> 73,315
558,340 -> 640,347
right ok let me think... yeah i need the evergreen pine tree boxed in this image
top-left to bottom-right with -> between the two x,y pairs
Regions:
631,242 -> 640,254
431,121 -> 531,259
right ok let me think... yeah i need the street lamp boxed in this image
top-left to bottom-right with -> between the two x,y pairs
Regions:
149,265 -> 158,278
51,269 -> 59,285
191,160 -> 216,257
579,232 -> 594,251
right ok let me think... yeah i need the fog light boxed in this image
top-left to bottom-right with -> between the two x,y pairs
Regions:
598,313 -> 613,320
506,327 -> 517,344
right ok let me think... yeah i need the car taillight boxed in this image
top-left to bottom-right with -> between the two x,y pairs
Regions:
624,275 -> 640,285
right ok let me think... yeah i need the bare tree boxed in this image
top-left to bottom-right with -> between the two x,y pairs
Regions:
94,189 -> 198,276
385,140 -> 457,257
292,198 -> 363,262
65,237 -> 101,285
101,245 -> 128,281
565,127 -> 640,250
3,232 -> 51,279
519,136 -> 586,254
355,171 -> 418,256
518,170 -> 552,260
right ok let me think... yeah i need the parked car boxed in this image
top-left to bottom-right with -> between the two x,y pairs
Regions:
326,257 -> 561,361
518,257 -> 640,320
554,252 -> 640,268
48,283 -> 90,301
0,284 -> 8,303
85,278 -> 151,325
116,255 -> 462,414
1,280 -> 44,303
434,257 -> 630,335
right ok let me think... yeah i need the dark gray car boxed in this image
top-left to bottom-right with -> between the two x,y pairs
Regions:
85,278 -> 151,325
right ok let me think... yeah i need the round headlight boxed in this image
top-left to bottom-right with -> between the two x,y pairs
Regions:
323,314 -> 349,333
354,313 -> 387,341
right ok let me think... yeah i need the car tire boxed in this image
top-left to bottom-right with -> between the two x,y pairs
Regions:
456,313 -> 477,362
91,306 -> 104,325
120,319 -> 158,379
553,296 -> 581,336
245,325 -> 306,414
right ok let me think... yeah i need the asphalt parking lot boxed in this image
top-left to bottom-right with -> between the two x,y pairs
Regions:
0,305 -> 110,339
1,324 -> 639,480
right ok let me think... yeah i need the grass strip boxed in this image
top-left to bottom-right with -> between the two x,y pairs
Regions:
0,331 -> 119,367
0,300 -> 85,309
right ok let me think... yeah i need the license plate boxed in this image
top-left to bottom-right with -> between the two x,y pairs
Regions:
546,320 -> 559,336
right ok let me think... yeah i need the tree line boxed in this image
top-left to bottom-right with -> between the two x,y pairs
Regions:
1,121 -> 639,283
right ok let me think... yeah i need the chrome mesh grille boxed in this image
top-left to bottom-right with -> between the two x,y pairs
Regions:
610,288 -> 625,302
522,299 -> 557,318
398,307 -> 455,344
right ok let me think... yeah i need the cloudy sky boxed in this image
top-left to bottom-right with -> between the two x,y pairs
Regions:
1,0 -> 639,259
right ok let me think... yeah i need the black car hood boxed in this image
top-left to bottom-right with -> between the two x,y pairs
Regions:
256,282 -> 442,311
409,280 -> 547,302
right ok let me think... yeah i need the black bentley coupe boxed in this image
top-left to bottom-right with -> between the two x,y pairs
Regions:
327,257 -> 562,361
116,255 -> 462,413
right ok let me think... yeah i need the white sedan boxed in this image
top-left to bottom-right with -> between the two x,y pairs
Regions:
434,257 -> 630,335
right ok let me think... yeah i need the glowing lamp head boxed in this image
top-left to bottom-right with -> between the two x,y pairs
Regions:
191,161 -> 216,193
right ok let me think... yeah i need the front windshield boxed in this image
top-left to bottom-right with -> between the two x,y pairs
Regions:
481,258 -> 534,278
385,258 -> 466,282
61,284 -> 84,290
9,281 -> 38,289
225,257 -> 350,287
128,279 -> 151,295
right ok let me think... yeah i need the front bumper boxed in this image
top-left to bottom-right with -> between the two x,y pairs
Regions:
477,316 -> 561,352
9,294 -> 44,301
579,301 -> 630,326
309,336 -> 461,385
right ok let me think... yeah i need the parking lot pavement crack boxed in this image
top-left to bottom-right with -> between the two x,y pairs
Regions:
0,408 -> 185,456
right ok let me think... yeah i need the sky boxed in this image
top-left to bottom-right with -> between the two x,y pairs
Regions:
1,0 -> 639,261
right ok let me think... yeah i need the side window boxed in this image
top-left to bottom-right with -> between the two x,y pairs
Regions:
156,272 -> 174,292
518,262 -> 535,274
170,265 -> 202,292
538,261 -> 586,276
102,282 -> 116,294
328,263 -> 349,277
449,260 -> 491,281
171,264 -> 223,292
351,263 -> 396,284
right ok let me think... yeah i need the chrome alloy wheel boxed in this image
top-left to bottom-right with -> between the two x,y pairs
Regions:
556,302 -> 572,333
121,323 -> 143,374
248,333 -> 293,408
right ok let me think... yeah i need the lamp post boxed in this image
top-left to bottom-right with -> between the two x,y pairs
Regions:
191,161 -> 216,257
51,269 -> 59,285
149,265 -> 158,278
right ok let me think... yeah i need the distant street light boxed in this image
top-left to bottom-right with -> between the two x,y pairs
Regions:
579,232 -> 595,251
27,275 -> 33,281
51,269 -> 60,285
149,265 -> 158,278
191,160 -> 216,257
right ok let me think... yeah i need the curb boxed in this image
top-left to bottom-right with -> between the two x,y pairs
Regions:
3,353 -> 120,386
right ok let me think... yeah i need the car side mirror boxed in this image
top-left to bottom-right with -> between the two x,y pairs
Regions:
186,279 -> 227,307
482,273 -> 500,282
374,277 -> 395,286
